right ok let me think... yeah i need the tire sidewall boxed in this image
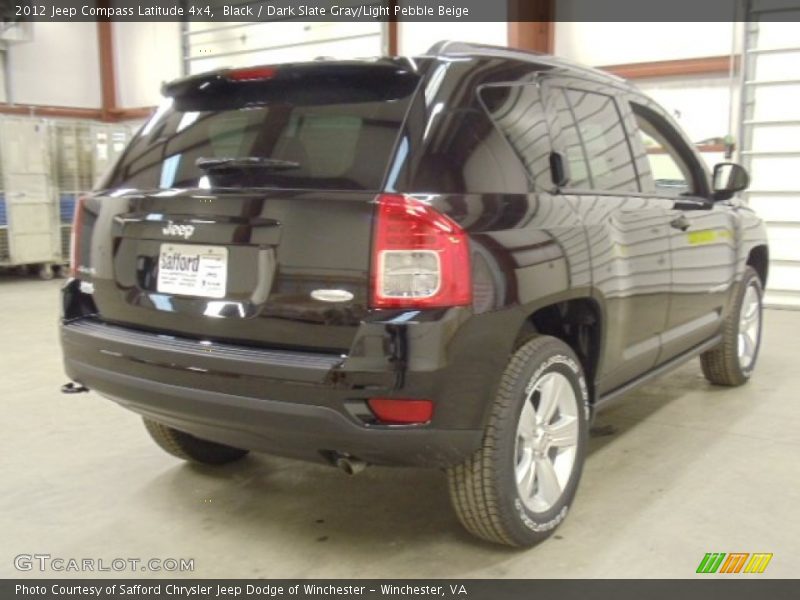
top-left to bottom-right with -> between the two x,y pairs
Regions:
736,268 -> 764,378
495,340 -> 590,543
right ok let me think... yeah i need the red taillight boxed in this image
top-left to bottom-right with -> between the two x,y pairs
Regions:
226,66 -> 277,81
368,398 -> 434,425
370,194 -> 471,309
69,196 -> 85,278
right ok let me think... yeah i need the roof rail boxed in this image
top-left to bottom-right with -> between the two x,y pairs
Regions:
427,40 -> 544,58
425,40 -> 625,83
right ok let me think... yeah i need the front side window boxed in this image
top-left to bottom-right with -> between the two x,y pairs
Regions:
631,103 -> 695,197
549,87 -> 639,193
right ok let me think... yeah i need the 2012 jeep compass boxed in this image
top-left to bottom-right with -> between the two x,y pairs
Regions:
61,42 -> 768,547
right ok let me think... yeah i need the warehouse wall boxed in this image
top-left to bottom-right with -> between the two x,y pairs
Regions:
0,51 -> 6,103
113,22 -> 182,108
186,21 -> 383,74
398,22 -> 507,55
555,22 -> 736,65
5,22 -> 101,107
634,75 -> 735,144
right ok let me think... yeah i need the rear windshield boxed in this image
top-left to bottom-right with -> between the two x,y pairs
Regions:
103,68 -> 419,192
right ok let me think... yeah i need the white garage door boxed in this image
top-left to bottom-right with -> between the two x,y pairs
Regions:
185,7 -> 386,74
739,7 -> 800,308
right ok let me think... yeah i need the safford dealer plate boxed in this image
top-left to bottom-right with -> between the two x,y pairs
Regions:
157,244 -> 228,299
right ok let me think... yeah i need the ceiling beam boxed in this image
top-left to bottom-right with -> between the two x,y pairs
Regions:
508,0 -> 555,54
110,106 -> 154,120
0,103 -> 103,119
602,55 -> 738,79
0,103 -> 152,121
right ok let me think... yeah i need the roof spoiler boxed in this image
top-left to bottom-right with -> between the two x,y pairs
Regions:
162,59 -> 418,99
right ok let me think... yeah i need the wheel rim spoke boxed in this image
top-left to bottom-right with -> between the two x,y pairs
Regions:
518,400 -> 537,441
546,415 -> 579,448
537,375 -> 559,423
535,457 -> 562,506
516,448 -> 536,499
740,330 -> 756,364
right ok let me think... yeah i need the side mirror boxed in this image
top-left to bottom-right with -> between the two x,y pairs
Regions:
712,162 -> 749,201
550,151 -> 570,188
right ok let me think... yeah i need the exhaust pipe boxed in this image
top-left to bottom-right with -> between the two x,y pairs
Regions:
334,454 -> 367,476
61,382 -> 89,394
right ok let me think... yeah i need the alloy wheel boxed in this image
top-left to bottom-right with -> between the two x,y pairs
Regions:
737,283 -> 762,371
514,371 -> 580,513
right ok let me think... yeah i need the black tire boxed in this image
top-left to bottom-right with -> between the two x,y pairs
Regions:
700,266 -> 764,386
38,264 -> 54,280
143,418 -> 249,465
447,336 -> 589,547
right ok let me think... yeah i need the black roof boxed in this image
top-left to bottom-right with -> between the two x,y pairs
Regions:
423,40 -> 630,88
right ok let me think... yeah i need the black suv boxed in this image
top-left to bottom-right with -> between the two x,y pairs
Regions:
61,42 -> 768,547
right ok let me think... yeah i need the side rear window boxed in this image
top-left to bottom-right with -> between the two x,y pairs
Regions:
479,84 -> 553,190
549,87 -> 639,193
546,88 -> 591,189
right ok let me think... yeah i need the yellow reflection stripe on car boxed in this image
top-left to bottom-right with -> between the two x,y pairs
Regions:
688,229 -> 722,245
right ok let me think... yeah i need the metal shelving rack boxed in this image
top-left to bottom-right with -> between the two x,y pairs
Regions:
0,116 -> 134,277
50,120 -> 133,266
0,116 -> 59,278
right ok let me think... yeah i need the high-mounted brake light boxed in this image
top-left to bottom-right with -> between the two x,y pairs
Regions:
226,66 -> 277,81
69,195 -> 86,278
371,194 -> 471,309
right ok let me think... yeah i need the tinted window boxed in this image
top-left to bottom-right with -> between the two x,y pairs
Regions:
631,104 -> 695,196
480,84 -> 553,190
546,88 -> 591,189
104,72 -> 419,192
408,106 -> 529,194
551,88 -> 638,192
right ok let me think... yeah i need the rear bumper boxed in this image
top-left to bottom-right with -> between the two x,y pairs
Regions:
61,315 -> 487,467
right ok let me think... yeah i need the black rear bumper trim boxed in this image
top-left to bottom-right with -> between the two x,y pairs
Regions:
67,318 -> 343,370
65,358 -> 481,467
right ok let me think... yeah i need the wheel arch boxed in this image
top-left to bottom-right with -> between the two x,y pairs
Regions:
747,245 -> 769,288
514,294 -> 603,404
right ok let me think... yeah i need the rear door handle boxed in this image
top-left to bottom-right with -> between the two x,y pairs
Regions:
670,214 -> 691,231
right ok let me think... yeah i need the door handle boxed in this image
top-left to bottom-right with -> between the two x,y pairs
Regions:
670,214 -> 691,231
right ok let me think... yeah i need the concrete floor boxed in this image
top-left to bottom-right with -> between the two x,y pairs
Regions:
1,275 -> 798,579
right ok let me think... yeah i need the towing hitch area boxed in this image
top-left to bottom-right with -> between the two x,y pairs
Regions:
61,382 -> 89,394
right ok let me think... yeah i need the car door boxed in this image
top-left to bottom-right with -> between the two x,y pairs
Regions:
627,99 -> 737,362
541,78 -> 675,395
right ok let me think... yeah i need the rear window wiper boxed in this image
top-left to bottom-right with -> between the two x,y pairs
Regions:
196,157 -> 301,172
